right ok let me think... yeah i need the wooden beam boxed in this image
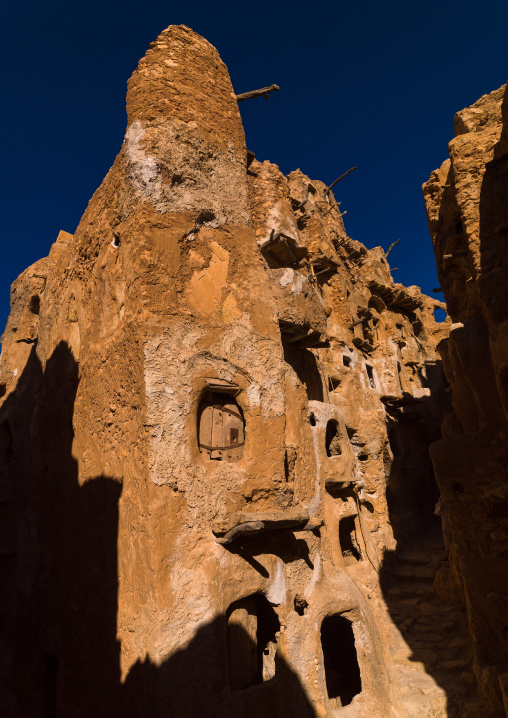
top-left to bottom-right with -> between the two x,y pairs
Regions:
236,84 -> 280,102
325,167 -> 358,195
386,238 -> 401,257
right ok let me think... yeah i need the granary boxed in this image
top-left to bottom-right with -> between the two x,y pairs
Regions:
1,24 -> 505,718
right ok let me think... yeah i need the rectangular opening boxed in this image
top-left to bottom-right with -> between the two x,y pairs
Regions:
325,420 -> 342,457
227,595 -> 280,691
321,614 -> 362,708
342,355 -> 352,368
329,377 -> 341,392
339,515 -> 362,565
366,365 -> 375,389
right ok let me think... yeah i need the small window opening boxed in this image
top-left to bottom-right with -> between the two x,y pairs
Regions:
309,413 -> 316,426
198,391 -> 245,462
329,377 -> 341,392
342,355 -> 352,368
29,295 -> 40,315
284,447 -> 297,482
321,614 -> 362,707
397,361 -> 404,390
346,426 -> 357,443
339,515 -> 362,564
294,594 -> 308,616
325,420 -> 341,457
227,594 -> 280,691
453,482 -> 465,496
366,365 -> 375,389
111,234 -> 121,248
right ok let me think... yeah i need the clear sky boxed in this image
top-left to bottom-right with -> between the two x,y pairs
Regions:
1,0 -> 507,336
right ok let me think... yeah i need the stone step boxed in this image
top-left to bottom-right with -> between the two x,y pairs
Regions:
395,548 -> 445,566
385,581 -> 435,600
390,562 -> 437,580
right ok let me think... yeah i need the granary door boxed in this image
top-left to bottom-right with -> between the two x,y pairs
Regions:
198,392 -> 244,461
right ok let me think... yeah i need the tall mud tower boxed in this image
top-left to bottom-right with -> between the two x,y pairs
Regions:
0,25 -> 486,718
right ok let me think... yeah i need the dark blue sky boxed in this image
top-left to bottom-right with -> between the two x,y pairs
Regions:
1,0 -> 507,335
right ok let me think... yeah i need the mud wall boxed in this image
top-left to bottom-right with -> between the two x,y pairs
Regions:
424,83 -> 508,715
0,25 -> 450,718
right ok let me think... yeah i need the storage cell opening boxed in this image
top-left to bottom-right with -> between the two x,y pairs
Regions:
227,594 -> 280,691
197,391 -> 244,462
325,420 -> 342,457
29,295 -> 40,315
339,515 -> 362,564
321,614 -> 362,708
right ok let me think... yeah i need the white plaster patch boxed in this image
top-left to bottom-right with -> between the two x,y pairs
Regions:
265,202 -> 300,244
279,268 -> 294,288
304,552 -> 321,599
125,120 -> 160,196
278,268 -> 306,296
124,117 -> 250,224
266,560 -> 286,605
247,383 -> 260,406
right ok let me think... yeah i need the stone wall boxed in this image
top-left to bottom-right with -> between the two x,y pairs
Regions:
0,25 -> 456,718
423,84 -> 508,715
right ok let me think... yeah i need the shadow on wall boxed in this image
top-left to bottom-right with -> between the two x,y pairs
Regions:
124,617 -> 316,718
378,358 -> 486,716
0,342 -> 316,718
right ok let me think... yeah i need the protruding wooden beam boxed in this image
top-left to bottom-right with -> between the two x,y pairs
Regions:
236,84 -> 280,102
386,239 -> 401,257
325,167 -> 358,195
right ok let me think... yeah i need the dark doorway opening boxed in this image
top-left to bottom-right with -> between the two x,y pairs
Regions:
325,420 -> 341,457
282,341 -> 324,401
321,614 -> 362,708
339,515 -> 362,564
29,295 -> 40,315
227,594 -> 280,691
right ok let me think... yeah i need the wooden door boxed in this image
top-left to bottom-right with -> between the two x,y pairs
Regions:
197,392 -> 244,461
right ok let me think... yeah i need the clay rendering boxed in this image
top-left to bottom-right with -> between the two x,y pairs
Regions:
0,24 -> 506,718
